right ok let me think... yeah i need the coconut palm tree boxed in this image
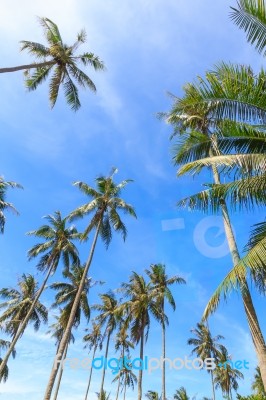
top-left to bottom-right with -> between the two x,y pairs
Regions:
0,339 -> 16,382
0,274 -> 48,338
145,263 -> 185,400
173,387 -> 190,400
0,273 -> 47,380
93,292 -> 119,396
44,169 -> 136,400
145,391 -> 161,400
114,323 -> 134,400
0,17 -> 105,110
188,323 -> 226,400
214,348 -> 244,399
50,264 -> 98,400
0,210 -> 80,378
162,68 -> 266,388
0,177 -> 22,233
83,322 -> 103,400
112,363 -> 137,400
252,367 -> 266,396
96,391 -> 112,400
120,272 -> 161,400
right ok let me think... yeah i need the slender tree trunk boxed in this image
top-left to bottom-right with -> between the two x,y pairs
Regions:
115,354 -> 124,400
0,262 -> 55,379
99,330 -> 111,396
115,372 -> 121,400
210,155 -> 266,389
210,369 -> 215,400
0,60 -> 56,73
84,346 -> 97,400
123,380 -> 127,400
52,342 -> 69,400
137,331 -> 144,400
43,220 -> 102,400
161,299 -> 166,400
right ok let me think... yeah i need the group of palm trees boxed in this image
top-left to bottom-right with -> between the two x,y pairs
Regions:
1,0 -> 266,399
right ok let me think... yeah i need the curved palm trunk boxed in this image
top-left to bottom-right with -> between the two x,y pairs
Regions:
211,160 -> 266,389
52,342 -> 69,400
161,299 -> 166,400
0,262 -> 55,379
44,220 -> 102,400
137,331 -> 144,400
84,345 -> 97,400
0,61 -> 55,73
99,330 -> 111,395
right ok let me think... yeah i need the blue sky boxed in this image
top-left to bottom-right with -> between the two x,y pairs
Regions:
0,0 -> 265,399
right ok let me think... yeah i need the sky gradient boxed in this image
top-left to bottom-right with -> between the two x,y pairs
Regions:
0,1 -> 265,399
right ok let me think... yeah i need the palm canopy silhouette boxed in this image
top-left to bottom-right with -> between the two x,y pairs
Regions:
0,17 -> 105,110
0,177 -> 22,234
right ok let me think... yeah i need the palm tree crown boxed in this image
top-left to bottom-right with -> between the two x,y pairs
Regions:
27,210 -> 80,274
69,168 -> 136,245
0,17 -> 105,110
0,274 -> 48,338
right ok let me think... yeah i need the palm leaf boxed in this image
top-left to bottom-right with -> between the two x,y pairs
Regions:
68,64 -> 96,92
49,66 -> 64,108
177,153 -> 266,177
38,17 -> 63,45
230,0 -> 266,55
25,65 -> 53,91
20,41 -> 50,58
79,52 -> 105,70
63,72 -> 81,111
203,234 -> 266,319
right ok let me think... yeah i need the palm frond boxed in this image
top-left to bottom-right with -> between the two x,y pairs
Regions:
24,65 -> 53,91
68,64 -> 96,92
20,41 -> 50,58
203,234 -> 266,319
49,66 -> 64,108
230,0 -> 266,55
38,17 -> 63,45
177,153 -> 266,177
78,52 -> 105,70
63,72 -> 80,111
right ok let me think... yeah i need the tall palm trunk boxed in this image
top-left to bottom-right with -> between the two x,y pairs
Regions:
115,373 -> 121,400
210,368 -> 215,400
161,299 -> 166,400
0,262 -> 55,379
0,60 -> 56,73
137,330 -> 144,400
211,156 -> 266,389
52,342 -> 69,400
206,319 -> 215,400
44,220 -> 102,400
115,350 -> 124,400
123,381 -> 127,400
84,345 -> 97,400
99,330 -> 111,395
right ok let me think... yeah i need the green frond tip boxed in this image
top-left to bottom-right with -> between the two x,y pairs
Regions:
203,233 -> 266,320
230,0 -> 266,55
